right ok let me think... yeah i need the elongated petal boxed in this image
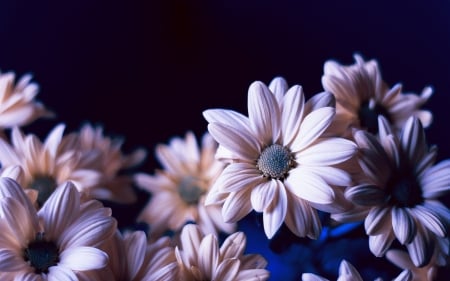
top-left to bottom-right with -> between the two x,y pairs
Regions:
281,85 -> 304,145
296,138 -> 357,166
285,168 -> 335,204
369,231 -> 395,257
364,206 -> 391,235
392,207 -> 416,244
250,180 -> 277,212
213,258 -> 240,281
203,109 -> 252,132
59,246 -> 108,270
124,231 -> 147,280
222,189 -> 253,222
406,225 -> 434,267
220,232 -> 246,259
262,183 -> 287,238
198,234 -> 219,280
345,184 -> 386,206
0,248 -> 28,271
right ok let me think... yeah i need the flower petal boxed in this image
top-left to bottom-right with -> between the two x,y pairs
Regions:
285,168 -> 335,204
59,246 -> 108,271
391,207 -> 416,244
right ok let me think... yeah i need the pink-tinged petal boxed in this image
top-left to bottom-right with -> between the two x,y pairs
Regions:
392,269 -> 412,281
364,206 -> 391,235
208,123 -> 260,160
198,234 -> 219,280
47,265 -> 78,281
0,248 -> 29,271
179,224 -> 203,265
296,137 -> 357,166
377,115 -> 395,140
290,107 -> 335,152
0,197 -> 36,247
213,258 -> 240,281
0,177 -> 37,223
14,271 -> 44,281
10,126 -> 27,153
302,273 -> 328,281
236,269 -> 270,281
285,168 -> 335,204
43,124 -> 65,158
268,76 -> 288,105
281,85 -> 304,146
421,200 -> 450,228
391,207 -> 416,244
304,166 -> 351,187
284,192 -> 311,237
381,134 -> 400,168
219,232 -> 246,259
304,91 -> 335,114
339,260 -> 363,280
386,249 -> 415,270
263,183 -> 287,238
59,246 -> 108,271
241,254 -> 268,269
406,225 -> 434,267
250,180 -> 277,212
411,205 -> 446,237
248,81 -> 281,144
142,262 -> 178,281
124,231 -> 147,280
212,163 -> 263,194
416,146 -> 437,178
222,189 -> 253,222
369,231 -> 395,257
203,109 -> 252,133
155,144 -> 188,174
1,165 -> 24,182
421,159 -> 450,198
39,182 -> 80,240
345,184 -> 386,206
0,138 -> 20,166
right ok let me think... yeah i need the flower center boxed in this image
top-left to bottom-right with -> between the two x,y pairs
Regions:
29,175 -> 57,207
24,233 -> 59,274
257,144 -> 294,180
386,169 -> 423,207
178,176 -> 205,205
358,99 -> 392,134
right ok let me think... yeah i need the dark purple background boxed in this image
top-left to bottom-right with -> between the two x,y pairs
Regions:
1,1 -> 449,280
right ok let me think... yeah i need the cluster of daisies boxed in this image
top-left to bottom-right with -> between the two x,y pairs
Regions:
0,54 -> 447,280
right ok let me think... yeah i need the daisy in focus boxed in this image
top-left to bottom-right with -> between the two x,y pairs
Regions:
58,123 -> 147,204
335,116 -> 450,267
302,259 -> 411,281
0,177 -> 117,279
174,223 -> 270,281
203,77 -> 357,238
0,124 -> 102,207
321,54 -> 433,137
0,70 -> 53,132
134,131 -> 236,237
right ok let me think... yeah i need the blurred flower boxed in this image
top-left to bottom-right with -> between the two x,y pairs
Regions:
174,223 -> 270,281
59,123 -> 147,204
302,259 -> 411,281
321,54 -> 433,137
0,178 -> 117,279
203,77 -> 356,238
0,124 -> 102,207
336,116 -> 450,266
387,249 -> 443,281
0,71 -> 53,132
134,131 -> 235,236
98,230 -> 178,280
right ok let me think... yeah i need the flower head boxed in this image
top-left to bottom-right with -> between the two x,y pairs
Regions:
134,131 -> 236,236
321,54 -> 433,136
174,223 -> 270,281
0,177 -> 117,279
203,77 -> 357,238
335,116 -> 450,266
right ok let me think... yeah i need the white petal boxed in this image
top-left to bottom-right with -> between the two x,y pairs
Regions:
285,168 -> 335,204
406,225 -> 434,267
391,207 -> 416,244
296,138 -> 356,166
268,76 -> 288,105
262,183 -> 287,238
222,189 -> 253,222
203,109 -> 252,132
59,246 -> 108,271
48,265 -> 78,281
281,85 -> 304,145
198,234 -> 219,280
250,180 -> 277,212
369,231 -> 395,257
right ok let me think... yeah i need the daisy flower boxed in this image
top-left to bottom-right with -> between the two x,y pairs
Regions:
321,54 -> 433,136
203,77 -> 357,238
0,70 -> 53,131
0,177 -> 117,279
302,259 -> 411,281
174,223 -> 270,281
338,116 -> 450,266
59,123 -> 147,204
0,124 -> 102,207
98,230 -> 178,281
134,131 -> 236,236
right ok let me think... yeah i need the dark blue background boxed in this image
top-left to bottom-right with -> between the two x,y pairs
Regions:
1,1 -> 449,280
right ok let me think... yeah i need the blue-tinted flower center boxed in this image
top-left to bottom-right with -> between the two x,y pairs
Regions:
24,233 -> 59,274
358,99 -> 392,134
29,175 -> 57,207
386,169 -> 423,207
257,144 -> 294,180
178,176 -> 205,205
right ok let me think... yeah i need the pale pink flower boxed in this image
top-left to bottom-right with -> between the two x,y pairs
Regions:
0,178 -> 117,280
0,71 -> 53,130
174,224 -> 269,281
203,77 -> 357,238
135,131 -> 236,236
321,54 -> 433,137
59,123 -> 147,204
336,116 -> 450,266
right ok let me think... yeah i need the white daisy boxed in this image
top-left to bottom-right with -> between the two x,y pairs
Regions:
321,54 -> 433,136
203,77 -> 357,238
0,178 -> 117,279
134,131 -> 236,236
174,223 -> 269,281
0,71 -> 53,130
338,116 -> 450,266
